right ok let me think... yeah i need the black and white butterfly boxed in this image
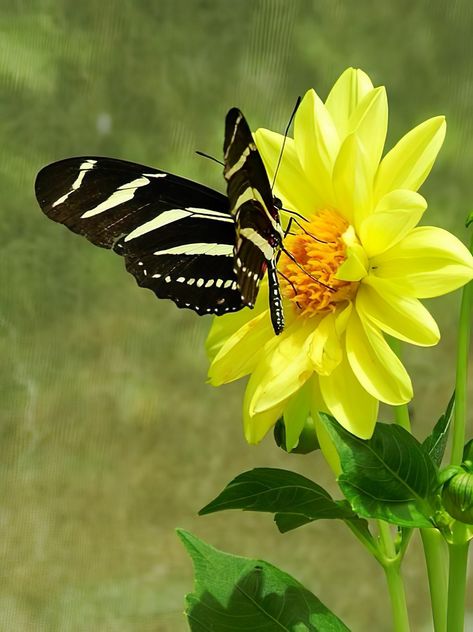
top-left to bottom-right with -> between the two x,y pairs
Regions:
35,108 -> 286,332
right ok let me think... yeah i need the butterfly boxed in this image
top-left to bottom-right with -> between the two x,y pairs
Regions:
35,109 -> 286,333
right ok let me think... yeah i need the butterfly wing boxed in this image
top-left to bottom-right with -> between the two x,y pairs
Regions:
223,109 -> 282,307
35,156 -> 244,314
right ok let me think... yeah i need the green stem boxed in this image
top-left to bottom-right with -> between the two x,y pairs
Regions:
378,521 -> 410,632
420,529 -> 448,632
446,537 -> 469,632
451,246 -> 473,464
344,519 -> 382,562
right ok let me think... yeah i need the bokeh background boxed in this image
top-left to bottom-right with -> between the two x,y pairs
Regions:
1,1 -> 473,630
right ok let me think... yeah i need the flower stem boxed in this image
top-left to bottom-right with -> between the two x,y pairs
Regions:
420,529 -> 448,632
390,337 -> 448,631
451,239 -> 473,464
446,535 -> 469,632
378,521 -> 410,632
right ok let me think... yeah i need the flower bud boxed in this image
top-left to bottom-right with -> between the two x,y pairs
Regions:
274,416 -> 320,454
442,470 -> 473,524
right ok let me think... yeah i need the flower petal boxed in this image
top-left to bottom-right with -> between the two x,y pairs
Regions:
372,226 -> 473,298
283,380 -> 312,451
254,128 -> 322,214
309,376 -> 342,474
309,312 -> 342,375
319,352 -> 379,439
357,278 -> 439,346
208,310 -> 274,385
325,67 -> 374,138
336,229 -> 368,282
346,311 -> 413,405
374,116 -> 446,201
359,189 -> 427,257
332,133 -> 373,228
348,86 -> 388,181
206,282 -> 270,362
249,319 -> 315,414
294,89 -> 339,205
243,398 -> 285,445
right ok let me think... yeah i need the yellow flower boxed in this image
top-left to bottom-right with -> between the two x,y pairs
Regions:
207,68 -> 473,444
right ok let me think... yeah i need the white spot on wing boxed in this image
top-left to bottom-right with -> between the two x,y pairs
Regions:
81,176 -> 150,218
153,243 -> 233,256
125,208 -> 232,242
52,159 -> 97,207
240,227 -> 274,260
224,144 -> 253,180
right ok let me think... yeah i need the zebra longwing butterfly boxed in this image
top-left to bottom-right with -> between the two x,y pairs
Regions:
35,109 -> 286,332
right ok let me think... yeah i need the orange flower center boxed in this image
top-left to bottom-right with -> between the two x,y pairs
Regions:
279,209 -> 358,316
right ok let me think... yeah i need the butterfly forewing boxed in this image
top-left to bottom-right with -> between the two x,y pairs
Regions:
35,156 -> 244,314
223,109 -> 284,333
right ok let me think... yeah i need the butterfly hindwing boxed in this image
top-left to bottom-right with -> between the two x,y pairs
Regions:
35,156 -> 244,314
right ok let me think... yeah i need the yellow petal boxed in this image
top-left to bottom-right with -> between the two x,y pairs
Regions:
250,319 -> 315,414
254,128 -> 322,214
309,376 -> 342,475
319,352 -> 378,439
208,310 -> 274,385
243,397 -> 285,445
206,282 -> 269,362
359,189 -> 427,257
325,68 -> 374,138
309,312 -> 342,375
335,226 -> 368,281
372,226 -> 473,298
348,86 -> 388,181
314,414 -> 342,476
243,347 -> 288,444
374,116 -> 446,201
332,133 -> 373,228
357,278 -> 440,346
294,88 -> 339,205
346,311 -> 413,405
283,380 -> 312,451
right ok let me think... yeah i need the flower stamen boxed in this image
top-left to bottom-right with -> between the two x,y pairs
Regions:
279,209 -> 358,317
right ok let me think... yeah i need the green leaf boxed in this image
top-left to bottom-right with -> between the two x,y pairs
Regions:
199,468 -> 355,532
178,530 -> 350,632
320,414 -> 438,528
462,439 -> 473,470
422,392 -> 454,466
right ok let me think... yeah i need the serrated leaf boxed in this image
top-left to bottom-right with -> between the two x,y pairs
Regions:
320,414 -> 438,528
199,468 -> 355,532
422,392 -> 454,466
178,530 -> 350,632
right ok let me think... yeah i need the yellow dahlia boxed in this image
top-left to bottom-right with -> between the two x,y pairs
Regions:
207,68 -> 473,444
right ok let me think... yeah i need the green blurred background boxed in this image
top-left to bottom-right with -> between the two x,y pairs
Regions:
1,1 -> 472,630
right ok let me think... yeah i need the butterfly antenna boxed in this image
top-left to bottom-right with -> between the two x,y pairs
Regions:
195,150 -> 224,166
271,96 -> 302,192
